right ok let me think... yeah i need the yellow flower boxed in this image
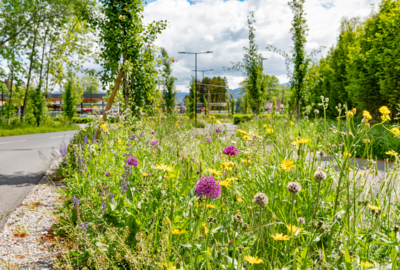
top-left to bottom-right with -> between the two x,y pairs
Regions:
207,168 -> 222,176
155,164 -> 174,172
243,135 -> 251,140
175,123 -> 179,127
343,151 -> 352,158
237,198 -> 243,203
358,172 -> 364,176
291,138 -> 309,147
290,121 -> 295,126
360,261 -> 373,268
241,159 -> 248,163
286,225 -> 305,234
391,127 -> 400,136
219,180 -> 230,189
243,256 -> 263,265
171,229 -> 187,236
202,222 -> 209,234
367,205 -> 381,211
363,139 -> 371,144
82,129 -> 87,132
251,120 -> 254,123
222,161 -> 235,167
226,177 -> 238,181
281,159 -> 295,171
271,233 -> 290,241
206,204 -> 215,209
381,114 -> 391,121
263,125 -> 267,128
266,128 -> 274,134
215,120 -> 222,124
166,217 -> 171,224
142,172 -> 148,177
352,108 -> 357,113
318,135 -> 322,140
379,106 -> 391,115
100,123 -> 108,130
363,110 -> 372,121
347,111 -> 354,117
349,168 -> 353,171
386,150 -> 398,156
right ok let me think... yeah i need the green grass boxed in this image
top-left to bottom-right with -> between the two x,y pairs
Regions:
0,124 -> 81,137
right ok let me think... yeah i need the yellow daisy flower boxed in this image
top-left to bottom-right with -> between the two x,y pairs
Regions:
171,229 -> 187,236
271,233 -> 290,241
155,164 -> 174,172
367,205 -> 381,211
243,256 -> 263,265
280,159 -> 295,171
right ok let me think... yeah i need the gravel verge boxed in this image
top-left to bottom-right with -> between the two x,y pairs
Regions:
0,159 -> 63,269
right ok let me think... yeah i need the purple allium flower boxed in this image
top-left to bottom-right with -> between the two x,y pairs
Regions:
150,140 -> 159,146
105,172 -> 110,177
215,128 -> 221,133
109,193 -> 116,201
195,176 -> 221,199
80,222 -> 88,231
150,130 -> 155,134
223,146 -> 239,156
205,137 -> 212,143
319,118 -> 323,122
196,170 -> 200,174
127,157 -> 138,167
72,195 -> 80,207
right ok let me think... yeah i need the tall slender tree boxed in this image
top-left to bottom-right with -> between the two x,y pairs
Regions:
160,48 -> 177,114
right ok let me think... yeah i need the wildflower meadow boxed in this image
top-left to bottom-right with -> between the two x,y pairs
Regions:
52,102 -> 400,269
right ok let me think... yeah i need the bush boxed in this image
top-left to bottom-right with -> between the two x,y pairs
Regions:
72,117 -> 90,124
233,114 -> 252,124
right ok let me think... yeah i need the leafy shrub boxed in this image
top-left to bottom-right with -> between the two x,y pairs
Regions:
72,117 -> 90,124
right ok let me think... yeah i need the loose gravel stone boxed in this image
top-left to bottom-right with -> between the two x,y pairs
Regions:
0,160 -> 63,269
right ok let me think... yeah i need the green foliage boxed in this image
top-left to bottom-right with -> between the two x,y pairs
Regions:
230,93 -> 235,115
89,0 -> 166,117
160,47 -> 176,114
72,117 -> 90,123
31,83 -> 45,126
0,124 -> 79,137
80,75 -> 99,94
289,0 -> 309,118
63,71 -> 83,123
306,0 -> 400,118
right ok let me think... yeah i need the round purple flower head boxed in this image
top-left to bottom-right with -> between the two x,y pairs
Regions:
215,128 -> 221,133
105,172 -> 110,177
150,130 -> 155,134
319,118 -> 323,122
205,137 -> 212,143
150,140 -> 159,146
127,156 -> 138,167
223,146 -> 239,156
195,176 -> 221,199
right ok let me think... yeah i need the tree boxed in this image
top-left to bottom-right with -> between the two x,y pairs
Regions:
89,0 -> 166,117
63,71 -> 83,123
81,75 -> 99,94
160,48 -> 177,114
289,0 -> 309,120
31,82 -> 45,126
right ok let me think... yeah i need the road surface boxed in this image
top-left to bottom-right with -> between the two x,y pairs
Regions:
0,130 -> 80,230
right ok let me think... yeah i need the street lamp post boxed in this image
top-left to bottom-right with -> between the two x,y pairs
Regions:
179,51 -> 213,124
191,68 -> 214,113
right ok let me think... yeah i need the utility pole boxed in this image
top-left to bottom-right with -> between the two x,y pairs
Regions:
179,51 -> 213,124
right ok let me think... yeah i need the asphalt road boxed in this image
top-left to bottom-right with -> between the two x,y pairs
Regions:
0,130 -> 79,229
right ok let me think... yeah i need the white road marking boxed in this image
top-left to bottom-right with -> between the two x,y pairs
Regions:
50,135 -> 71,139
0,140 -> 26,145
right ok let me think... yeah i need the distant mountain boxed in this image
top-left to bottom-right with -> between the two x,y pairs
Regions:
229,88 -> 244,100
280,82 -> 291,87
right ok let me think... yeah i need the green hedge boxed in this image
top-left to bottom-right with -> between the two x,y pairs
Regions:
72,117 -> 90,124
233,114 -> 273,124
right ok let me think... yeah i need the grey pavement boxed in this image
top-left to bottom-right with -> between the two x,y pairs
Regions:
0,130 -> 80,229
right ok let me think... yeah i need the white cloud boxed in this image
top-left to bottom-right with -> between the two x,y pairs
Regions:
144,0 -> 380,91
